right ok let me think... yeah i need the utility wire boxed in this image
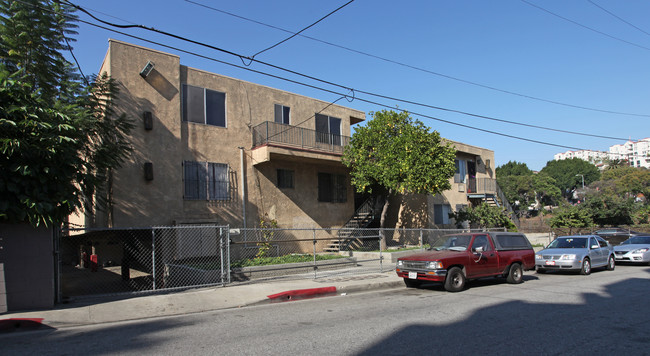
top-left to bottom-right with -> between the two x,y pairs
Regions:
68,18 -> 592,151
587,0 -> 650,37
185,0 -> 650,118
521,0 -> 650,52
41,0 -> 636,150
250,0 -> 354,59
63,1 -> 642,141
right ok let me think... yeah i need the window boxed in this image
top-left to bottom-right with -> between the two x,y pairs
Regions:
182,84 -> 226,127
315,114 -> 342,145
434,204 -> 451,224
277,169 -> 294,189
454,159 -> 466,183
597,237 -> 608,248
184,161 -> 229,200
318,173 -> 347,203
471,235 -> 491,251
274,104 -> 290,125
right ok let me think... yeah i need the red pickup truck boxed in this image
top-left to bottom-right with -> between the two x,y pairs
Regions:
396,232 -> 535,292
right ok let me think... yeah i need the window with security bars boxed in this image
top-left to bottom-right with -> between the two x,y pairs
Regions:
434,204 -> 451,224
184,161 -> 229,200
318,172 -> 347,203
277,169 -> 294,188
182,84 -> 226,127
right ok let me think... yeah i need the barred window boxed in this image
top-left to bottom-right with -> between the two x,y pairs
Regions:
434,204 -> 451,224
277,169 -> 294,189
318,172 -> 346,203
184,161 -> 229,200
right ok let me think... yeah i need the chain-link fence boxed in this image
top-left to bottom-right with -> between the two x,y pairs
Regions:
58,226 -> 506,300
58,225 -> 229,300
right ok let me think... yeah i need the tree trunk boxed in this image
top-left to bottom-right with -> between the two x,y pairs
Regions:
378,190 -> 392,250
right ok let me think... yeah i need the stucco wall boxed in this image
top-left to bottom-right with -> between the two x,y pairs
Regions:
90,40 -> 363,229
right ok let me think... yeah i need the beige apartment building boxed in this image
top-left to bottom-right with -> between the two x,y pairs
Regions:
69,40 -> 364,230
70,40 -> 505,234
387,141 -> 500,229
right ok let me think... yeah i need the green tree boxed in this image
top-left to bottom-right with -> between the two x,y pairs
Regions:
532,173 -> 562,206
449,203 -> 517,231
540,158 -> 600,196
497,174 -> 535,211
342,109 -> 456,236
548,205 -> 593,233
495,161 -> 532,177
0,0 -> 133,226
581,194 -> 634,226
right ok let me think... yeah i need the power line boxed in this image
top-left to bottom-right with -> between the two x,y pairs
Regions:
184,0 -> 650,118
34,1 -> 634,150
250,0 -> 354,59
64,2 -> 642,141
70,17 -> 592,151
520,0 -> 650,52
587,0 -> 650,37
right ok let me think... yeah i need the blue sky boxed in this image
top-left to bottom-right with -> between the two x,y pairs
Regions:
66,0 -> 650,170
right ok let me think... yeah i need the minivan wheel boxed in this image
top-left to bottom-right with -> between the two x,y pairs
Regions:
580,258 -> 591,275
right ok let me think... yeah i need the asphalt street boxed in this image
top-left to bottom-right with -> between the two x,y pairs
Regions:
1,264 -> 648,355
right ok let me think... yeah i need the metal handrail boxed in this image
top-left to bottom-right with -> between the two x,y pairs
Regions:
252,121 -> 350,154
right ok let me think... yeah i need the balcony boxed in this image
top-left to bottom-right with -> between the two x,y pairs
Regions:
251,121 -> 351,165
467,178 -> 496,195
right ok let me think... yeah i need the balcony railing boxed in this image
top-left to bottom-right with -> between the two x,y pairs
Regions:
252,121 -> 350,155
467,177 -> 496,194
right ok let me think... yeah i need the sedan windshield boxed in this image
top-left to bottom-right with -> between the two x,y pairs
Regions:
547,237 -> 587,249
621,236 -> 650,245
430,235 -> 471,251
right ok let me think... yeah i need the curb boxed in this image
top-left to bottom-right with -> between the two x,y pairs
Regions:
265,279 -> 405,303
0,318 -> 49,333
267,286 -> 337,302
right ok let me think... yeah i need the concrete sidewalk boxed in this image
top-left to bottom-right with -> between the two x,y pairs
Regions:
0,271 -> 404,331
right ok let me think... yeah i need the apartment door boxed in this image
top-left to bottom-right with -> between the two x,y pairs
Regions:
467,160 -> 477,193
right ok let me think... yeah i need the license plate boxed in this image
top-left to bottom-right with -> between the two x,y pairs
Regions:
408,272 -> 418,279
545,261 -> 556,266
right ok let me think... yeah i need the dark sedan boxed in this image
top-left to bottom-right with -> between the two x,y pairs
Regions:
593,228 -> 641,245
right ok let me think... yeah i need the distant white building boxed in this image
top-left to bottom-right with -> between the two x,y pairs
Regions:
553,150 -> 609,164
609,138 -> 650,168
553,137 -> 650,169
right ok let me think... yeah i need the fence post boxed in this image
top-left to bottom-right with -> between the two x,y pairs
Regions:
379,232 -> 383,273
313,229 -> 317,279
151,228 -> 156,291
419,228 -> 423,248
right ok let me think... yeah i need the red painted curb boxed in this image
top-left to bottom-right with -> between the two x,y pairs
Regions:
0,318 -> 45,332
267,286 -> 337,301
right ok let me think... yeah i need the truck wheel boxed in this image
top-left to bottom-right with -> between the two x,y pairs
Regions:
606,255 -> 615,271
444,267 -> 466,292
404,278 -> 421,288
506,263 -> 523,284
580,258 -> 591,275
